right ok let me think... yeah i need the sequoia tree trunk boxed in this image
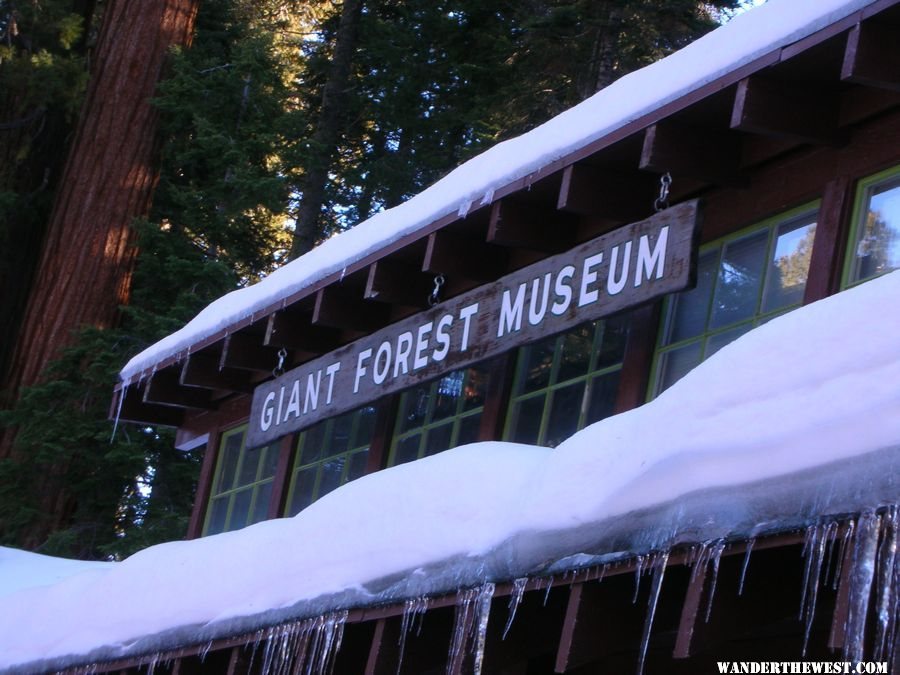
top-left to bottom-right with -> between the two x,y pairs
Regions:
1,0 -> 200,425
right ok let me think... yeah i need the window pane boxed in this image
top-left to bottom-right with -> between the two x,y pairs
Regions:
666,250 -> 718,344
261,443 -> 280,478
205,497 -> 229,536
596,316 -> 629,369
432,372 -> 464,422
851,177 -> 900,283
424,422 -> 453,457
457,414 -> 482,446
318,457 -> 346,498
763,218 -> 816,313
517,337 -> 556,394
399,385 -> 431,433
557,325 -> 593,382
585,371 -> 621,426
710,230 -> 767,329
656,342 -> 702,393
508,395 -> 545,445
237,445 -> 264,486
705,323 -> 753,359
545,381 -> 586,447
299,422 -> 327,465
229,489 -> 253,531
353,406 -> 378,447
214,431 -> 244,493
461,366 -> 488,412
330,413 -> 354,454
288,467 -> 317,516
346,450 -> 369,482
393,434 -> 422,465
250,482 -> 273,525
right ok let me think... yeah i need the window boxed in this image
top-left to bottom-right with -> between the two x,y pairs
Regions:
503,314 -> 629,447
204,427 -> 280,535
845,166 -> 900,286
285,406 -> 377,516
651,205 -> 818,395
388,365 -> 488,466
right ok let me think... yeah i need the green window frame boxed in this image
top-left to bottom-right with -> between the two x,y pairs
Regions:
284,406 -> 377,517
650,203 -> 819,396
843,165 -> 900,288
387,364 -> 488,466
203,426 -> 280,536
502,314 -> 629,448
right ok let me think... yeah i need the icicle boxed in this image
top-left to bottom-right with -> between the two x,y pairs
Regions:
309,611 -> 348,675
833,520 -> 855,591
503,578 -> 528,640
471,583 -> 495,675
457,200 -> 473,217
110,380 -> 129,442
873,506 -> 898,662
480,188 -> 495,206
636,551 -> 669,675
844,511 -> 881,663
799,521 -> 836,656
543,576 -> 554,606
397,597 -> 430,674
446,584 -> 494,675
199,639 -> 215,662
738,538 -> 755,596
704,541 -> 725,623
632,555 -> 646,603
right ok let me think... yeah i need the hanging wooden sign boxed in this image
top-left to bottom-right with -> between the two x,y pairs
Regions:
247,200 -> 700,447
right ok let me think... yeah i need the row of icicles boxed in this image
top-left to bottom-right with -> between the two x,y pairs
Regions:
67,505 -> 898,675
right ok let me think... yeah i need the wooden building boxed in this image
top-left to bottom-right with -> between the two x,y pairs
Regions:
100,0 -> 900,672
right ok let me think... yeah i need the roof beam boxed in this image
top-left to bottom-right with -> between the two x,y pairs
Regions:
312,285 -> 390,332
364,618 -> 400,675
220,332 -> 281,373
143,368 -> 215,410
264,310 -> 338,355
115,385 -> 185,427
640,120 -> 746,187
555,580 -> 643,672
487,199 -> 576,252
557,164 -> 656,222
179,351 -> 254,394
423,229 -> 505,283
364,259 -> 434,309
731,75 -> 843,145
842,21 -> 900,91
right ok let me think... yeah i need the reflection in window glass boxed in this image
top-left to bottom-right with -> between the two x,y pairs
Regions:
285,406 -> 376,517
504,315 -> 629,447
652,206 -> 818,395
388,364 -> 489,465
204,426 -> 280,536
847,171 -> 900,285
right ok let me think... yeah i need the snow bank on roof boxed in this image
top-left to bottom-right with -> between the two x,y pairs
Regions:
5,270 -> 900,672
119,0 -> 877,382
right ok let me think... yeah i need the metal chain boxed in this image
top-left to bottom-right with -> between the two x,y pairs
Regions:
654,172 -> 672,212
273,347 -> 287,378
428,273 -> 446,307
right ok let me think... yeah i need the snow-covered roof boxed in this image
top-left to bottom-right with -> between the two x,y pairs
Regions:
6,267 -> 900,672
118,0 -> 882,384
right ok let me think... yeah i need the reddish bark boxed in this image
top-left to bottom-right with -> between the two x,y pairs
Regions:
0,0 -> 200,462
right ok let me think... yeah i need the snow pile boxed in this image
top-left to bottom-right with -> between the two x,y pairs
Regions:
3,270 -> 900,672
119,0 -> 878,382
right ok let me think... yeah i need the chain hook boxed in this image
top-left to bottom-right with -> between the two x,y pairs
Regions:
428,273 -> 445,307
654,172 -> 672,212
273,347 -> 287,378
